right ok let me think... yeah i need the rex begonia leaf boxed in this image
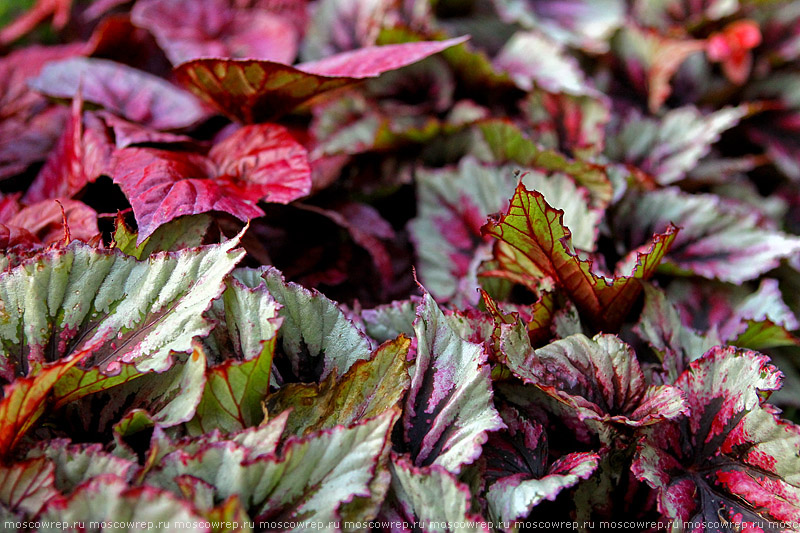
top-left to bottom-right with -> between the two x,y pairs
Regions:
55,346 -> 206,434
482,184 -> 677,331
265,335 -> 411,436
146,410 -> 397,526
112,123 -> 311,242
0,457 -> 60,517
613,187 -> 800,284
300,0 -> 389,61
260,266 -> 374,384
635,284 -> 721,381
491,0 -> 623,52
666,278 -> 800,351
151,411 -> 288,466
403,293 -> 504,474
359,298 -> 419,344
501,329 -> 688,433
113,214 -> 212,261
0,351 -> 89,459
484,407 -> 599,523
132,0 -> 298,65
37,475 -> 210,533
23,96 -> 113,204
387,454 -> 491,532
410,157 -> 600,306
187,275 -> 283,435
611,26 -> 707,112
173,37 -> 468,123
632,347 -> 800,529
493,30 -> 595,96
29,57 -> 210,130
26,439 -> 135,493
604,106 -> 747,185
0,237 -> 243,375
477,120 -> 612,208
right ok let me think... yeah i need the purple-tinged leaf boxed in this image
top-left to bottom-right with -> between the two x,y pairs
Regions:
484,407 -> 599,523
635,284 -> 721,382
0,457 -> 61,517
38,475 -> 210,532
266,335 -> 411,436
147,410 -> 398,526
132,0 -> 299,65
0,238 -> 243,375
411,157 -> 601,306
605,106 -> 747,185
173,37 -> 468,123
613,187 -> 800,284
0,44 -> 85,180
492,0 -> 624,52
501,329 -> 688,437
112,123 -> 310,242
482,184 -> 677,331
403,292 -> 504,473
297,202 -> 395,285
611,26 -> 707,112
300,0 -> 391,61
100,112 -> 198,150
388,453 -> 492,532
29,57 -> 211,130
632,347 -> 800,529
666,278 -> 800,351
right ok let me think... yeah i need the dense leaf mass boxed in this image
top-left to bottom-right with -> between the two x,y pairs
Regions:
3,1 -> 800,532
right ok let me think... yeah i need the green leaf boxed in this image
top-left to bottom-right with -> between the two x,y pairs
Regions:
477,120 -> 613,208
260,266 -> 374,384
146,410 -> 398,527
389,454 -> 491,532
57,344 -> 206,436
188,274 -> 283,434
266,335 -> 411,435
113,213 -> 212,260
0,238 -> 244,374
0,352 -> 88,459
38,475 -> 209,533
482,184 -> 677,331
26,440 -> 136,493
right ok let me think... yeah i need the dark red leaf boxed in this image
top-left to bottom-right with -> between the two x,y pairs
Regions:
132,0 -> 299,65
23,97 -> 114,203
